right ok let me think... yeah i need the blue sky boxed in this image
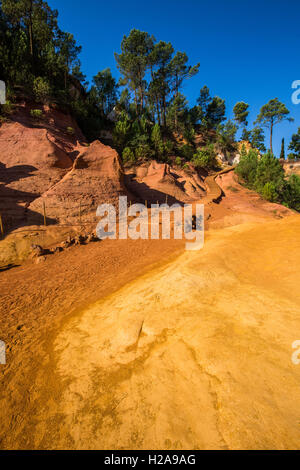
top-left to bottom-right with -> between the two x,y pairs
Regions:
48,0 -> 300,156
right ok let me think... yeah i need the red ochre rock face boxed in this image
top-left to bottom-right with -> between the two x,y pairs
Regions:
0,106 -> 130,228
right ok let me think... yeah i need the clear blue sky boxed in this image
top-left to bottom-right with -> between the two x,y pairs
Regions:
48,0 -> 300,156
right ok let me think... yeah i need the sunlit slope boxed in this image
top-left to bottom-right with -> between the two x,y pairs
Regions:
42,215 -> 300,450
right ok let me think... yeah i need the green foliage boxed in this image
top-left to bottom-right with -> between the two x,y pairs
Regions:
33,77 -> 51,103
255,98 -> 293,152
197,86 -> 226,130
288,127 -> 300,160
66,126 -> 75,135
92,68 -> 119,116
235,149 -> 300,210
249,127 -> 266,152
174,156 -> 182,166
241,128 -> 251,142
113,112 -> 131,150
261,182 -> 277,202
151,123 -> 164,157
192,144 -> 217,169
122,147 -> 135,163
217,119 -> 237,148
0,99 -> 12,115
233,102 -> 249,127
30,109 -> 43,120
134,143 -> 153,160
283,175 -> 300,211
235,148 -> 259,187
179,144 -> 194,160
254,151 -> 285,194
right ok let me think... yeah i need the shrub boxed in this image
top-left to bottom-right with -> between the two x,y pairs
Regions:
163,140 -> 174,156
261,182 -> 277,202
122,147 -> 135,163
1,100 -> 12,115
30,109 -> 43,120
192,144 -> 217,169
175,157 -> 182,167
135,143 -> 153,160
179,144 -> 194,160
235,148 -> 258,187
66,126 -> 75,135
254,151 -> 285,194
283,175 -> 300,211
151,123 -> 164,157
33,77 -> 51,104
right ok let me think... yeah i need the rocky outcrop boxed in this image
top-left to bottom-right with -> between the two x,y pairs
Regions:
29,140 -> 129,224
125,160 -> 206,205
0,105 -> 130,231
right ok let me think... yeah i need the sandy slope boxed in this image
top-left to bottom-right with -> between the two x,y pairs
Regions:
1,215 -> 300,449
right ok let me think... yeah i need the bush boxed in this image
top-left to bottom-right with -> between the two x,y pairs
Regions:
192,144 -> 217,169
261,182 -> 277,202
33,77 -> 51,104
30,109 -> 43,120
135,143 -> 153,160
254,151 -> 285,194
179,144 -> 194,160
122,147 -> 135,163
0,100 -> 12,115
66,126 -> 75,135
174,157 -> 182,167
283,175 -> 300,211
163,140 -> 174,156
235,148 -> 258,187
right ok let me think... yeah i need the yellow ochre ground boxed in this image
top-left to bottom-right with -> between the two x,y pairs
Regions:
1,215 -> 299,449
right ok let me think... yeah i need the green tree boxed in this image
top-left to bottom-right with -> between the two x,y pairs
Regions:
122,147 -> 135,163
57,30 -> 81,90
241,128 -> 251,142
148,40 -> 174,126
151,123 -> 164,157
233,101 -> 249,127
255,98 -> 293,154
197,86 -> 225,130
283,175 -> 300,211
92,68 -> 119,116
217,119 -> 237,145
33,76 -> 50,103
169,51 -> 199,130
254,151 -> 285,194
288,127 -> 300,160
261,182 -> 277,202
115,29 -> 154,115
113,111 -> 131,151
249,127 -> 266,152
192,144 -> 217,169
166,93 -> 189,133
235,148 -> 259,187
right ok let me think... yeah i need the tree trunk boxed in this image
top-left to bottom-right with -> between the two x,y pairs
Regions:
156,100 -> 161,126
270,123 -> 273,154
134,90 -> 138,115
28,0 -> 33,56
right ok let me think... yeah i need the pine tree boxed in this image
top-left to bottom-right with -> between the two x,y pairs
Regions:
255,98 -> 293,154
280,138 -> 285,160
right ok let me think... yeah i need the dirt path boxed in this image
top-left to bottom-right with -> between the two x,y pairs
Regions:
1,168 -> 299,449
